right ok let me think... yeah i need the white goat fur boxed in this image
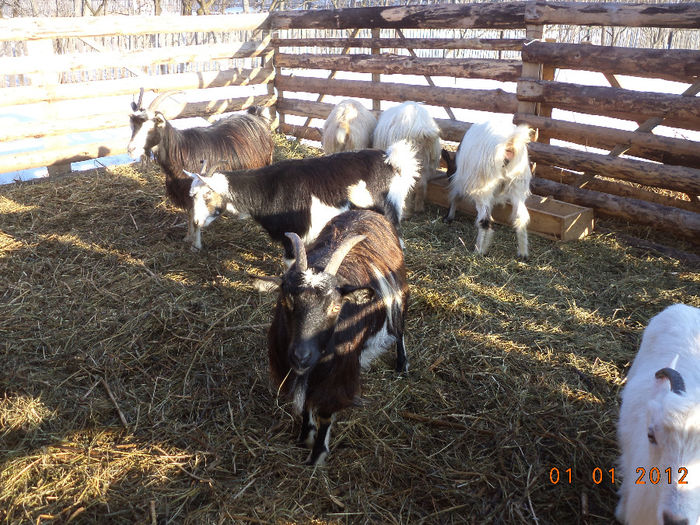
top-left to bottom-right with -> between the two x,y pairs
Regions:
372,102 -> 441,214
322,99 -> 377,154
616,303 -> 700,525
446,120 -> 532,258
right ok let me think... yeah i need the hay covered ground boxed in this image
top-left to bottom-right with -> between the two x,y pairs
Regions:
1,135 -> 699,524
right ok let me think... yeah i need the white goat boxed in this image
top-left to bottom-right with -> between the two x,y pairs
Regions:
444,120 -> 532,259
616,303 -> 700,525
372,101 -> 441,215
322,99 -> 377,154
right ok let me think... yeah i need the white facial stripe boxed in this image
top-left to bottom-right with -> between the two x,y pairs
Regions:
302,269 -> 328,288
127,119 -> 155,158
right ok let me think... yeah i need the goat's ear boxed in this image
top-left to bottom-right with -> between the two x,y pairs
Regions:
340,286 -> 374,305
153,112 -> 166,126
248,273 -> 282,293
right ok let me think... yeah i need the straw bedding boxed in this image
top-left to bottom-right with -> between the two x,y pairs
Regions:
1,135 -> 698,524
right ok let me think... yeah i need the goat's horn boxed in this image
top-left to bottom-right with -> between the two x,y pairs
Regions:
655,367 -> 686,395
148,90 -> 183,112
136,87 -> 144,109
285,232 -> 307,272
324,235 -> 366,276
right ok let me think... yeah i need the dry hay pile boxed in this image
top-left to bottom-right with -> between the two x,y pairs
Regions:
1,135 -> 698,524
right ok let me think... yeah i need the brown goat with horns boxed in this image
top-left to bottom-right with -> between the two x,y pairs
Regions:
127,88 -> 274,250
256,209 -> 409,466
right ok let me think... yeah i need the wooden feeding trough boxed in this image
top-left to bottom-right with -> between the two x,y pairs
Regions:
426,176 -> 595,241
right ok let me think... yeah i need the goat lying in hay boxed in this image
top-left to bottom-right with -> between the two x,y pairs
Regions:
253,209 -> 409,465
127,89 -> 274,251
186,140 -> 419,264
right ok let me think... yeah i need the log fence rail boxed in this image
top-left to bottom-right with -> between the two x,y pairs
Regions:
0,1 -> 698,240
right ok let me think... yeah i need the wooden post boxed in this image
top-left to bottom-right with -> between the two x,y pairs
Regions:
264,31 -> 279,130
371,28 -> 380,113
517,24 -> 543,119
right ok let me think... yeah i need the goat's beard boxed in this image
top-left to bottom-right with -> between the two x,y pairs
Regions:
291,373 -> 309,415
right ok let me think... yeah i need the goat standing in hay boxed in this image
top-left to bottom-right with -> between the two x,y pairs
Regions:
442,120 -> 533,259
322,99 -> 377,154
127,89 -> 274,251
616,303 -> 700,525
253,209 -> 409,466
372,101 -> 442,216
186,140 -> 419,266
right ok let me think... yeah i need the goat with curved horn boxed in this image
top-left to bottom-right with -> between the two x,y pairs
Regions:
285,232 -> 307,272
262,210 -> 410,466
324,235 -> 366,276
654,367 -> 686,394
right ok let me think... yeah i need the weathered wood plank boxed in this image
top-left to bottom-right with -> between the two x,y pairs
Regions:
528,141 -> 700,195
514,113 -> 700,169
0,67 -> 274,108
272,37 -> 527,51
521,41 -> 700,84
276,75 -> 518,114
0,95 -> 276,143
517,80 -> 700,131
275,53 -> 521,82
0,40 -> 271,76
526,1 -> 700,29
531,177 -> 700,242
266,3 -> 528,30
0,13 -> 269,41
536,164 -> 700,213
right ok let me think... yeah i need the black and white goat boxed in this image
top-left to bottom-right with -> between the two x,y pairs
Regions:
443,120 -> 532,259
127,89 -> 275,250
255,209 -> 409,465
616,303 -> 700,525
186,141 -> 419,265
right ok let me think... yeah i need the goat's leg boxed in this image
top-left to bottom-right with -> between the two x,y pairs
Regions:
306,413 -> 335,466
297,408 -> 317,448
474,203 -> 495,255
512,198 -> 530,260
443,197 -> 458,224
413,175 -> 427,213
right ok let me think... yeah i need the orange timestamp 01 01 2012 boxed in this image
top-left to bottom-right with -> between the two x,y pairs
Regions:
548,467 -> 689,485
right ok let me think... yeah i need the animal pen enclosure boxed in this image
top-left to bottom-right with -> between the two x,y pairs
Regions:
1,2 -> 700,524
0,1 -> 699,241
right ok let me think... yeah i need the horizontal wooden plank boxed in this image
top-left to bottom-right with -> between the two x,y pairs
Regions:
514,113 -> 700,169
531,176 -> 700,242
0,13 -> 269,41
536,164 -> 700,213
426,176 -> 594,241
0,39 -> 271,76
0,67 -> 274,108
272,37 -> 526,51
275,53 -> 521,82
526,1 -> 700,29
280,122 -> 322,142
521,41 -> 700,84
517,80 -> 700,132
276,75 -> 518,114
528,141 -> 700,195
0,94 -> 276,143
0,138 -> 128,174
266,3 -> 528,30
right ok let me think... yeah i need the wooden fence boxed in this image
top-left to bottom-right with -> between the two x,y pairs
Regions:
0,1 -> 699,240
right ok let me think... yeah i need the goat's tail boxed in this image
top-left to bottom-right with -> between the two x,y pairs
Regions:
335,121 -> 351,149
384,139 -> 421,224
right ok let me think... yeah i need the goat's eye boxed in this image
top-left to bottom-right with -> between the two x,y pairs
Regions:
328,303 -> 342,315
648,428 -> 657,445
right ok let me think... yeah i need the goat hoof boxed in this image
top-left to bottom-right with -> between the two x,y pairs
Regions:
517,254 -> 529,262
190,244 -> 201,253
442,216 -> 454,224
